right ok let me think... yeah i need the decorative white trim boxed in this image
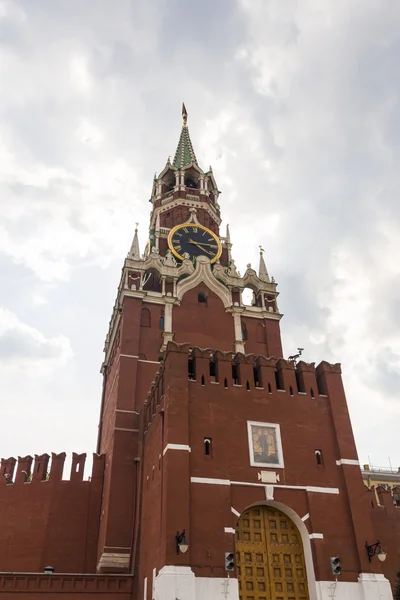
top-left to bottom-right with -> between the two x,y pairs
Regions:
190,477 -> 339,494
97,552 -> 130,571
231,507 -> 240,517
143,577 -> 147,600
301,513 -> 310,522
115,428 -> 139,432
120,353 -> 139,359
247,421 -> 285,469
336,458 -> 360,466
265,485 -> 274,500
306,486 -> 339,494
309,533 -> 324,539
138,359 -> 162,364
163,443 -> 191,455
224,527 -> 236,534
191,477 -> 231,486
176,255 -> 231,307
116,409 -> 137,414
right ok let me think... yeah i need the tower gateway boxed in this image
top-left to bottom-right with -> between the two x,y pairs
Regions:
96,105 -> 394,600
0,106 -> 398,600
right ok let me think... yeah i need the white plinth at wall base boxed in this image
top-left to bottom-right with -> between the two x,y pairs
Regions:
154,567 -> 240,600
154,569 -> 393,600
316,573 -> 393,600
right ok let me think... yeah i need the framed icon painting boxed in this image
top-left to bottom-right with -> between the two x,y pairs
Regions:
247,421 -> 284,468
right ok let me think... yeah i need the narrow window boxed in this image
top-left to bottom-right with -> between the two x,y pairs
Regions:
198,291 -> 207,304
241,321 -> 247,340
224,377 -> 228,388
209,360 -> 216,381
253,367 -> 259,388
204,438 -> 212,456
159,309 -> 165,329
315,450 -> 323,466
188,357 -> 195,380
290,386 -> 294,396
311,387 -> 315,398
140,307 -> 151,327
232,364 -> 239,385
201,375 -> 205,386
268,382 -> 272,394
246,380 -> 250,391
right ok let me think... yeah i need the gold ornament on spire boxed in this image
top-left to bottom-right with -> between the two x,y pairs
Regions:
182,102 -> 188,126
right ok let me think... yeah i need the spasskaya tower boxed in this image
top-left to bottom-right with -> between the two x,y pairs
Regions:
95,105 -> 394,600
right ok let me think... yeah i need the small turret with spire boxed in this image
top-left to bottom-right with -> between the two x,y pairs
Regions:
128,223 -> 141,260
258,246 -> 270,283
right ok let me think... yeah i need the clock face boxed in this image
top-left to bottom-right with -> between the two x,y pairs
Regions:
167,223 -> 222,263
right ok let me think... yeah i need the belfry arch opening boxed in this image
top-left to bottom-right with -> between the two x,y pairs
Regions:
236,504 -> 310,600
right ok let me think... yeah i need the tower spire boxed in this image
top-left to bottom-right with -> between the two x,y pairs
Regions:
173,103 -> 199,170
129,223 -> 141,260
258,246 -> 270,282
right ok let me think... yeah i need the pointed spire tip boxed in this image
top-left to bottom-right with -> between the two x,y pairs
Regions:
182,102 -> 188,126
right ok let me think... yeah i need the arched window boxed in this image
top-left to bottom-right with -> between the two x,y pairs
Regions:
204,438 -> 212,456
140,307 -> 151,327
315,450 -> 323,466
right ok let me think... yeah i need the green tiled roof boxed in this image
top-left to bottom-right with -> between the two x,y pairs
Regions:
172,104 -> 200,170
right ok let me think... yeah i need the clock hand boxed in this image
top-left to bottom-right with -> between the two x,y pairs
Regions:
188,241 -> 214,256
188,239 -> 218,249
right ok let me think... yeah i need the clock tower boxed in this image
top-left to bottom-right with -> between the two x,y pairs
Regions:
96,106 -> 394,600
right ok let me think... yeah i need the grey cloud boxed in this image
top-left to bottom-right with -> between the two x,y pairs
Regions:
0,329 -> 62,361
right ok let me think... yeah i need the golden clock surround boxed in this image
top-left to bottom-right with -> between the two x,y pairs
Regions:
167,223 -> 222,264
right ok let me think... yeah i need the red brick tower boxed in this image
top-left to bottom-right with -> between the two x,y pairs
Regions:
2,106 -> 398,600
96,103 -> 283,574
95,105 -> 396,600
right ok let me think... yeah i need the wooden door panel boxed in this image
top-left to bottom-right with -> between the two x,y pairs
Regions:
236,506 -> 309,600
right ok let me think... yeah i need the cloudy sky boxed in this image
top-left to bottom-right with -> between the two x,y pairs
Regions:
1,0 -> 400,474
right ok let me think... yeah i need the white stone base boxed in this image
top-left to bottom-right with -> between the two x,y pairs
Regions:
316,574 -> 393,600
155,567 -> 239,600
155,568 -> 393,600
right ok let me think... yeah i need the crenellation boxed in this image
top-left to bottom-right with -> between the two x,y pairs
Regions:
32,453 -> 50,482
0,453 -> 104,486
0,456 -> 17,484
16,455 -> 33,483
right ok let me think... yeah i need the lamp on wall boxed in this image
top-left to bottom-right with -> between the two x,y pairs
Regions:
176,529 -> 189,555
365,540 -> 387,563
44,566 -> 54,574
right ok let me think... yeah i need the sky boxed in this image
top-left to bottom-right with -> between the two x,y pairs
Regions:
1,0 -> 400,474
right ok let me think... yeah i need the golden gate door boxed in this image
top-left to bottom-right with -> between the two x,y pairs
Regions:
236,506 -> 309,600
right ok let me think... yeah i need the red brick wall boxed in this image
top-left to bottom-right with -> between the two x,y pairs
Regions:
136,342 -> 394,593
0,454 -> 104,574
173,286 -> 235,350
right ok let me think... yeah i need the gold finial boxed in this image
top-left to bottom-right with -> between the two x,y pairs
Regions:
259,245 -> 265,254
182,102 -> 188,126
